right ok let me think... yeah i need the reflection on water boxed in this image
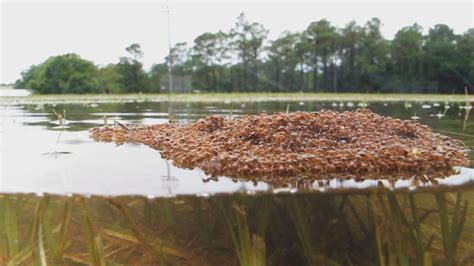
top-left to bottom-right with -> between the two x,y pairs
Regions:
1,100 -> 474,264
0,101 -> 474,196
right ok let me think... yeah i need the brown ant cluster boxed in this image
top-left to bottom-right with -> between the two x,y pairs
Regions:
90,109 -> 469,184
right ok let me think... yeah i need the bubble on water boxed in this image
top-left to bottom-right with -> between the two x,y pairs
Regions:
346,102 -> 354,107
388,182 -> 395,191
409,178 -> 419,191
273,188 -> 291,194
433,103 -> 440,107
331,102 -> 338,107
90,103 -> 99,108
299,102 -> 305,106
422,104 -> 431,109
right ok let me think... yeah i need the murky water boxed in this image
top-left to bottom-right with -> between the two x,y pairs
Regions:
0,100 -> 473,264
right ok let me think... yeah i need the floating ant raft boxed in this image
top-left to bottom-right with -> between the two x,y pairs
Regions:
90,109 -> 469,184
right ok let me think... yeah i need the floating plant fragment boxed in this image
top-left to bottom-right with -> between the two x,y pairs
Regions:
90,109 -> 469,184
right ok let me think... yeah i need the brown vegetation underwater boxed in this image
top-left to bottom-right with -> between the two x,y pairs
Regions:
90,109 -> 469,184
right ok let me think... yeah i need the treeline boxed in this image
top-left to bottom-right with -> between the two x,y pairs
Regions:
15,13 -> 474,94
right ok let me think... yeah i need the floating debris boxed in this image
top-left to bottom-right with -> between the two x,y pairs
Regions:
411,113 -> 420,121
90,109 -> 469,184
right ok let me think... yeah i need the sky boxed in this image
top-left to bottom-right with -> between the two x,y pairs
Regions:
1,0 -> 473,84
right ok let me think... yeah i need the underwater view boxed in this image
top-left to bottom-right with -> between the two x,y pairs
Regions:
0,100 -> 473,265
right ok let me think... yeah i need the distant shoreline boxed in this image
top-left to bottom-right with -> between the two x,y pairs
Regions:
1,92 -> 472,105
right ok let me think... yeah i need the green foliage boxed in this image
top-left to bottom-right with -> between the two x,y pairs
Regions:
97,64 -> 122,93
230,12 -> 268,92
15,54 -> 100,94
14,15 -> 474,94
149,63 -> 168,93
116,43 -> 151,93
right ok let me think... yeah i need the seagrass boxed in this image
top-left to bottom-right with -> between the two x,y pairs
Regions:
90,109 -> 469,182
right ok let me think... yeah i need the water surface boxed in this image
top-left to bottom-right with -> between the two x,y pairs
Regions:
1,100 -> 473,196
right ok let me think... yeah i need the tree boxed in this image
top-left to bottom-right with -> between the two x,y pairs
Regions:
192,32 -> 230,91
386,24 -> 426,92
294,33 -> 312,92
338,21 -> 363,91
14,54 -> 100,94
423,24 -> 460,93
304,19 -> 338,91
117,43 -> 150,93
14,65 -> 41,89
98,64 -> 122,93
358,18 -> 389,92
15,18 -> 474,94
455,28 -> 474,89
230,13 -> 268,91
164,42 -> 192,92
391,24 -> 424,78
149,63 -> 168,93
267,31 -> 299,91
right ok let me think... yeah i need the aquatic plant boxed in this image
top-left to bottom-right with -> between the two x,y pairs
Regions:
0,191 -> 472,265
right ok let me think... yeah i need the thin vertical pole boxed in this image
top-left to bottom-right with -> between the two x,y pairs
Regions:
165,6 -> 173,94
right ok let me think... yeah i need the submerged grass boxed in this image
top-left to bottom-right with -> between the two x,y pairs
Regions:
0,191 -> 472,265
1,92 -> 473,105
